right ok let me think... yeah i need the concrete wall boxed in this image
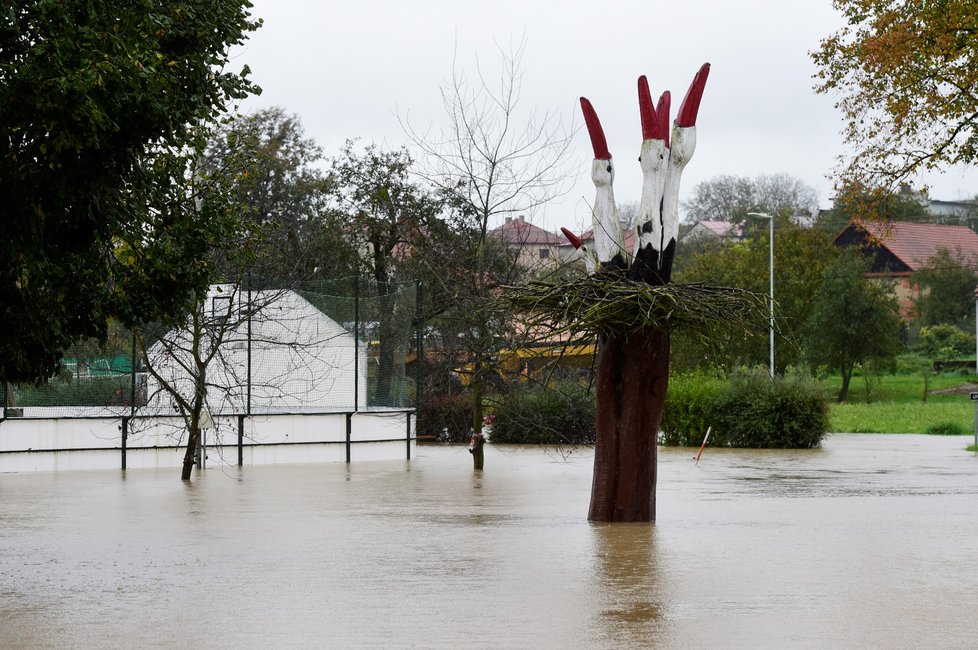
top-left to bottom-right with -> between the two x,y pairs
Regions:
0,411 -> 415,473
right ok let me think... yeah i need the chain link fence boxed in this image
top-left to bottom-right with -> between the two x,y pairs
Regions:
1,277 -> 420,419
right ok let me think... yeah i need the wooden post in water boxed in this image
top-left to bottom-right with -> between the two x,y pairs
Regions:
468,432 -> 485,470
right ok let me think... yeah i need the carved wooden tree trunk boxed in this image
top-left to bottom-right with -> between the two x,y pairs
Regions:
575,63 -> 710,522
589,328 -> 670,521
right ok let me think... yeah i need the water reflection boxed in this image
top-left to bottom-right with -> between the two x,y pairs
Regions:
1,435 -> 977,648
590,523 -> 670,648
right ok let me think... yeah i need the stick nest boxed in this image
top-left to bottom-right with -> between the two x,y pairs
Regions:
503,274 -> 770,343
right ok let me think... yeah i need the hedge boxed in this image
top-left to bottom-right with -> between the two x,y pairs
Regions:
661,369 -> 829,448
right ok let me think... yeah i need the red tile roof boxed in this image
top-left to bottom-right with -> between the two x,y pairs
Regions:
490,218 -> 561,245
842,221 -> 978,271
696,220 -> 739,237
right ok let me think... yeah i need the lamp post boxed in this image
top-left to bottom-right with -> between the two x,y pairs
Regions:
747,212 -> 774,379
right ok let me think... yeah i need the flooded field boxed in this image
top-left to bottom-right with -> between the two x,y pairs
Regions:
2,434 -> 977,648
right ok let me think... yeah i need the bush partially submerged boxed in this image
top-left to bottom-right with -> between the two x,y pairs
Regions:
416,392 -> 474,442
661,369 -> 829,448
490,381 -> 596,445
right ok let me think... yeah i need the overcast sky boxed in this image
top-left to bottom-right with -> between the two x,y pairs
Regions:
233,0 -> 978,231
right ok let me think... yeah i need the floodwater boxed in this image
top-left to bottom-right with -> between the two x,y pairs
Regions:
2,435 -> 977,649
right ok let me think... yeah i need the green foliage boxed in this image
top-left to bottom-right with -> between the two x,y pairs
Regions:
813,1 -> 978,189
925,422 -> 969,435
814,184 -> 926,234
918,324 -> 975,359
15,377 -> 135,408
0,1 -> 259,382
489,382 -> 596,445
416,393 -> 475,443
912,249 -> 978,330
805,249 -> 904,401
673,217 -> 838,373
203,107 -> 352,286
659,372 -> 724,445
660,369 -> 829,448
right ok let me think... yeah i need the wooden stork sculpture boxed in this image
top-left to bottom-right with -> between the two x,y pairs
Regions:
567,64 -> 710,522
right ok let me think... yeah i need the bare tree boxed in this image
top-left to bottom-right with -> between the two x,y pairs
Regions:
401,40 -> 576,450
137,284 -> 362,480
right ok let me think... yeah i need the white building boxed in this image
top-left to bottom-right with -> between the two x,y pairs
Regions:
146,285 -> 368,415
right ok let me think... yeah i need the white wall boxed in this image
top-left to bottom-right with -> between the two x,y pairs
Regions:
0,411 -> 414,473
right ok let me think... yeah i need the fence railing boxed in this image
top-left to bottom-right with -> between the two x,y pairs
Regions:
1,278 -> 422,420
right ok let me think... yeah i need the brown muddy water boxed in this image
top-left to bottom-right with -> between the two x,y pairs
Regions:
2,434 -> 977,649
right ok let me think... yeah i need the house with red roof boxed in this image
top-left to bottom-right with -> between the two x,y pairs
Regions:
680,220 -> 744,244
833,221 -> 978,316
489,216 -> 563,271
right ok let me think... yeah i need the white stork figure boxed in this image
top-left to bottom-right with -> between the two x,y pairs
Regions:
631,76 -> 671,283
579,97 -> 627,272
660,63 -> 710,280
567,63 -> 710,283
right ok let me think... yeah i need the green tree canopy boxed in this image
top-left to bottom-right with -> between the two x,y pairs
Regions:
673,217 -> 837,373
912,247 -> 978,330
202,107 -> 355,286
814,183 -> 927,235
1,1 -> 259,382
805,249 -> 904,402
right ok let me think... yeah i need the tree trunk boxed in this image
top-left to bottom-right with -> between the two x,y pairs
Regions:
469,432 -> 486,470
588,327 -> 670,522
838,362 -> 853,403
181,426 -> 200,481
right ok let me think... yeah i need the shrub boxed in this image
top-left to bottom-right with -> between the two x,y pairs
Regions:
661,368 -> 829,449
918,324 -> 975,359
16,377 -> 135,407
660,372 -> 724,446
490,381 -> 596,445
416,392 -> 474,442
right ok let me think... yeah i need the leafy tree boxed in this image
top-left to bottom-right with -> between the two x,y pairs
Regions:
674,216 -> 837,373
202,107 -> 356,286
0,1 -> 259,383
682,173 -> 820,225
912,248 -> 978,329
328,141 -> 444,405
805,249 -> 904,402
403,40 -> 574,438
813,1 -> 978,189
814,182 -> 927,235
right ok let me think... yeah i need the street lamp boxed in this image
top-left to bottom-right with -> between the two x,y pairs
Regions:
747,212 -> 774,379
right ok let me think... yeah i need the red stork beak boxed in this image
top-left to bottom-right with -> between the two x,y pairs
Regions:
639,76 -> 655,141
655,91 -> 671,147
639,77 -> 672,147
560,227 -> 583,249
579,97 -> 612,160
676,63 -> 710,128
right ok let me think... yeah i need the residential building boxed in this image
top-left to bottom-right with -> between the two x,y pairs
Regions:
833,221 -> 978,316
489,215 -> 563,271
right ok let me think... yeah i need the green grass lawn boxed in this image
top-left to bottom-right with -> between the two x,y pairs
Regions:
823,371 -> 978,434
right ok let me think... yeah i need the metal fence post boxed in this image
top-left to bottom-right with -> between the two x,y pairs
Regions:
121,416 -> 128,470
415,280 -> 423,410
345,412 -> 352,463
354,276 -> 360,413
247,279 -> 253,416
406,411 -> 412,460
238,414 -> 244,467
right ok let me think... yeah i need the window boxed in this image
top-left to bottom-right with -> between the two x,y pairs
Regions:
212,295 -> 232,322
539,248 -> 550,259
